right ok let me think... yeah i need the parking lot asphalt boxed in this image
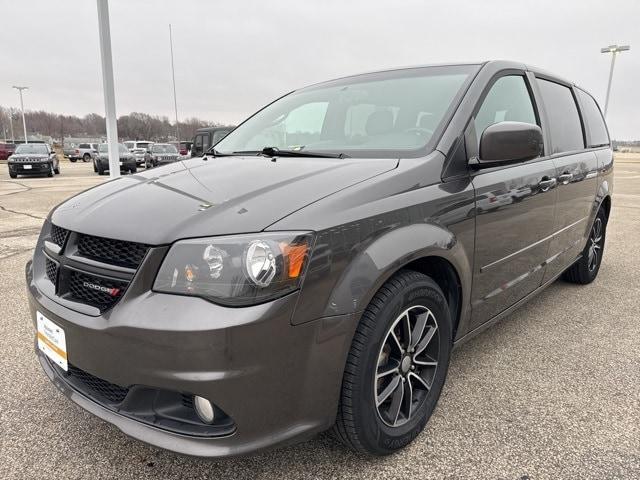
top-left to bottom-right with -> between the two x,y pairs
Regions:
0,157 -> 638,479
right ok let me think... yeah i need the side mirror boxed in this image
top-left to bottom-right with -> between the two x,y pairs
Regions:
475,121 -> 543,167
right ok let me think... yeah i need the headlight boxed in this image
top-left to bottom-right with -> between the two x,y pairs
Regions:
153,232 -> 314,306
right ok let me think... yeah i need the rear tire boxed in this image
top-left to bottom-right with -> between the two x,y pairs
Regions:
130,166 -> 137,174
54,166 -> 60,175
563,208 -> 607,284
97,164 -> 105,176
333,270 -> 452,455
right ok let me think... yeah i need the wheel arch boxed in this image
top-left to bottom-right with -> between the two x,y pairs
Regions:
600,194 -> 611,220
319,223 -> 472,339
402,256 -> 463,338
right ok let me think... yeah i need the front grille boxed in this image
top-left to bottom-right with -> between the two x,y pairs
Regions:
42,224 -> 151,312
12,157 -> 46,163
77,233 -> 148,269
50,224 -> 68,246
45,258 -> 58,283
66,270 -> 127,311
66,363 -> 130,404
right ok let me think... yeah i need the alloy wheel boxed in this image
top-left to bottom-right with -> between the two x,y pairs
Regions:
587,217 -> 603,272
374,305 -> 439,427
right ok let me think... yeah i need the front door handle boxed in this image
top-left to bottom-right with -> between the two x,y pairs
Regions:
558,172 -> 573,184
538,177 -> 557,192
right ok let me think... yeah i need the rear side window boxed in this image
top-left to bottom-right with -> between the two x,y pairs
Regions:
576,89 -> 609,147
536,79 -> 584,153
474,75 -> 537,143
79,143 -> 90,148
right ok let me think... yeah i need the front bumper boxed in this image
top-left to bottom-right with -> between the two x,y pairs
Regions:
97,158 -> 136,172
26,257 -> 357,457
8,162 -> 50,174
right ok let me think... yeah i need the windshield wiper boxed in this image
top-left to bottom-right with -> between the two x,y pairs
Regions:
203,148 -> 234,157
231,147 -> 348,158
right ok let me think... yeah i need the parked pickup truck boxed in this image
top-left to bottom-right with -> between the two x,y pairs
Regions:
68,143 -> 98,163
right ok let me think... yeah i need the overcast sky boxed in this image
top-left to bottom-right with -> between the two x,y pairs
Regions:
1,0 -> 638,138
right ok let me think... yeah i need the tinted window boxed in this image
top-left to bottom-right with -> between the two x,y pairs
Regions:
475,75 -> 537,144
202,134 -> 211,152
98,144 -> 128,153
576,89 -> 609,147
79,143 -> 90,148
151,144 -> 178,153
193,134 -> 203,155
537,79 -> 584,153
212,130 -> 230,144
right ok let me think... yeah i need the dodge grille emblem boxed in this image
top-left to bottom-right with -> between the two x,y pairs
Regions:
83,281 -> 120,297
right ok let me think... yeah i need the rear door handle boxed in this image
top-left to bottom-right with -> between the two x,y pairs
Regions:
538,177 -> 557,192
558,172 -> 573,184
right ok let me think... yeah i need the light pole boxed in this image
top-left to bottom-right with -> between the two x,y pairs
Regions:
96,0 -> 120,178
12,86 -> 29,143
600,44 -> 630,117
9,109 -> 15,142
169,24 -> 180,142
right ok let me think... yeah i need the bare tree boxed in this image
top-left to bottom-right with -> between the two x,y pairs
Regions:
0,104 -> 228,143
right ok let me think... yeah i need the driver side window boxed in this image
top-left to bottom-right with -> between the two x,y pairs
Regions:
474,75 -> 537,146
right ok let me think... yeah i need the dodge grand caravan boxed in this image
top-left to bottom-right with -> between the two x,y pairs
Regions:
26,61 -> 613,457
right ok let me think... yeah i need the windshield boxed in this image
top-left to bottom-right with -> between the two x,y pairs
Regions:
151,144 -> 178,153
15,144 -> 49,155
215,65 -> 477,158
98,144 -> 128,153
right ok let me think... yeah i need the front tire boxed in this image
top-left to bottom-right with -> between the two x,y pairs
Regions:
333,270 -> 452,455
563,208 -> 607,284
47,163 -> 54,177
83,154 -> 91,162
9,172 -> 17,179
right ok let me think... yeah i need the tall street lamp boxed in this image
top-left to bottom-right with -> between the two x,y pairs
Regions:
12,86 -> 29,143
600,44 -> 630,117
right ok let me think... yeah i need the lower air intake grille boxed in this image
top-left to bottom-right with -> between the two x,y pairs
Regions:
67,363 -> 130,404
66,270 -> 128,312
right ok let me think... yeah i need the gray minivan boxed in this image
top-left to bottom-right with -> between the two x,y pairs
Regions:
27,61 -> 612,457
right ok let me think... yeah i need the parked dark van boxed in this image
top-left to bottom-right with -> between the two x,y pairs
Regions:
190,126 -> 235,157
27,61 -> 612,457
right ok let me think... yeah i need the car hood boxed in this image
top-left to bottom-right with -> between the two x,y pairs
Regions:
51,156 -> 398,244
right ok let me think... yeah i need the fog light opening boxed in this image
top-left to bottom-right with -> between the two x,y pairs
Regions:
194,395 -> 215,424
